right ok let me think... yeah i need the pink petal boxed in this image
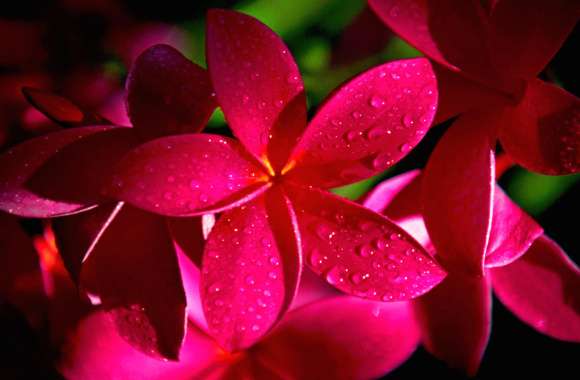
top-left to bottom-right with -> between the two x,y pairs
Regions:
491,235 -> 580,341
126,44 -> 216,140
0,126 -> 115,217
80,204 -> 187,360
422,112 -> 495,274
108,134 -> 270,216
485,187 -> 543,268
287,184 -> 445,301
498,79 -> 580,175
286,58 -> 438,188
201,188 -> 301,351
414,272 -> 492,376
59,312 -> 222,380
255,297 -> 420,380
22,87 -> 110,127
206,9 -> 307,171
489,0 -> 580,80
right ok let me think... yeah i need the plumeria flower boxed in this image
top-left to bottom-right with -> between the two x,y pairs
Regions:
363,170 -> 580,375
0,44 -> 216,359
106,9 -> 446,351
370,0 -> 580,281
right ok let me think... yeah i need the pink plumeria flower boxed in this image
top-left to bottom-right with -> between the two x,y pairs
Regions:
0,45 -> 216,359
363,170 -> 580,375
106,9 -> 446,351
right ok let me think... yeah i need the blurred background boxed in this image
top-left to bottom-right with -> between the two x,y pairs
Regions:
1,0 -> 578,378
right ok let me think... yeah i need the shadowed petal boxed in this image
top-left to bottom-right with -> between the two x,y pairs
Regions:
107,134 -> 270,216
0,126 -> 114,217
287,184 -> 445,301
201,188 -> 301,351
422,112 -> 495,274
414,272 -> 492,376
59,312 -> 222,380
206,9 -> 307,171
80,204 -> 187,360
286,58 -> 437,188
255,297 -> 420,380
485,187 -> 543,268
498,79 -> 580,175
126,44 -> 216,139
489,0 -> 580,79
491,235 -> 580,341
22,87 -> 110,127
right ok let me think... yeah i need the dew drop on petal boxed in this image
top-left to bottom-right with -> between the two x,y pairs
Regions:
369,96 -> 385,108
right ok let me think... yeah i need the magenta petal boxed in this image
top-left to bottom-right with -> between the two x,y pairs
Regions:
206,9 -> 307,171
59,312 -> 221,380
80,204 -> 187,360
498,79 -> 580,175
108,134 -> 270,216
0,126 -> 114,217
287,58 -> 437,188
201,189 -> 301,351
422,113 -> 495,274
287,184 -> 445,301
415,272 -> 492,376
489,0 -> 580,80
126,44 -> 216,139
22,87 -> 110,127
491,235 -> 580,341
485,187 -> 543,268
363,169 -> 421,216
255,297 -> 420,380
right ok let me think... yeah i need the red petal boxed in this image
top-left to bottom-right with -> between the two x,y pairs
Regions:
498,79 -> 580,175
22,87 -> 110,127
0,21 -> 45,66
491,235 -> 580,341
255,297 -> 420,380
80,204 -> 187,360
59,312 -> 221,380
422,112 -> 495,274
0,126 -> 115,217
287,58 -> 438,188
126,44 -> 216,140
414,272 -> 492,376
167,216 -> 207,269
206,9 -> 307,171
108,134 -> 270,216
485,187 -> 543,268
287,184 -> 445,301
489,0 -> 580,79
201,188 -> 301,351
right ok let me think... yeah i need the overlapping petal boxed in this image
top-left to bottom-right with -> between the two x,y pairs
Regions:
126,44 -> 216,139
201,189 -> 301,351
255,297 -> 421,380
107,134 -> 270,216
491,235 -> 580,341
422,112 -> 495,274
414,272 -> 492,376
80,204 -> 187,360
286,58 -> 437,188
287,184 -> 445,301
206,9 -> 307,171
498,79 -> 580,175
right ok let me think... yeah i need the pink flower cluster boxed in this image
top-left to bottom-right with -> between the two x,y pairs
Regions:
0,2 -> 578,378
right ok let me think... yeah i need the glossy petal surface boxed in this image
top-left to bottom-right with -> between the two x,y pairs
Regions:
126,44 -> 216,139
491,235 -> 580,341
255,297 -> 420,380
108,134 -> 269,216
201,189 -> 301,351
422,112 -> 495,274
287,58 -> 437,188
415,272 -> 492,376
498,79 -> 580,175
288,184 -> 445,301
206,9 -> 307,171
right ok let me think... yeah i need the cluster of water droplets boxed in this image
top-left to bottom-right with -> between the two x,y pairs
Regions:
115,304 -> 168,360
558,108 -> 580,172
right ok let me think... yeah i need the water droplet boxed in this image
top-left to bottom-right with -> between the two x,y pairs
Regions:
261,238 -> 272,248
287,75 -> 300,84
269,256 -> 279,266
245,275 -> 256,285
351,111 -> 363,119
316,224 -> 335,240
325,266 -> 345,286
268,271 -> 278,280
214,299 -> 224,307
366,127 -> 385,140
199,194 -> 209,203
402,114 -> 415,127
344,130 -> 359,142
208,283 -> 222,293
263,289 -> 272,297
166,175 -> 175,183
369,96 -> 385,108
405,248 -> 416,256
163,191 -> 173,200
190,180 -> 200,189
382,293 -> 394,301
257,298 -> 268,308
309,249 -> 326,268
242,95 -> 250,104
251,324 -> 260,332
391,73 -> 401,80
372,152 -> 394,170
357,244 -> 374,258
